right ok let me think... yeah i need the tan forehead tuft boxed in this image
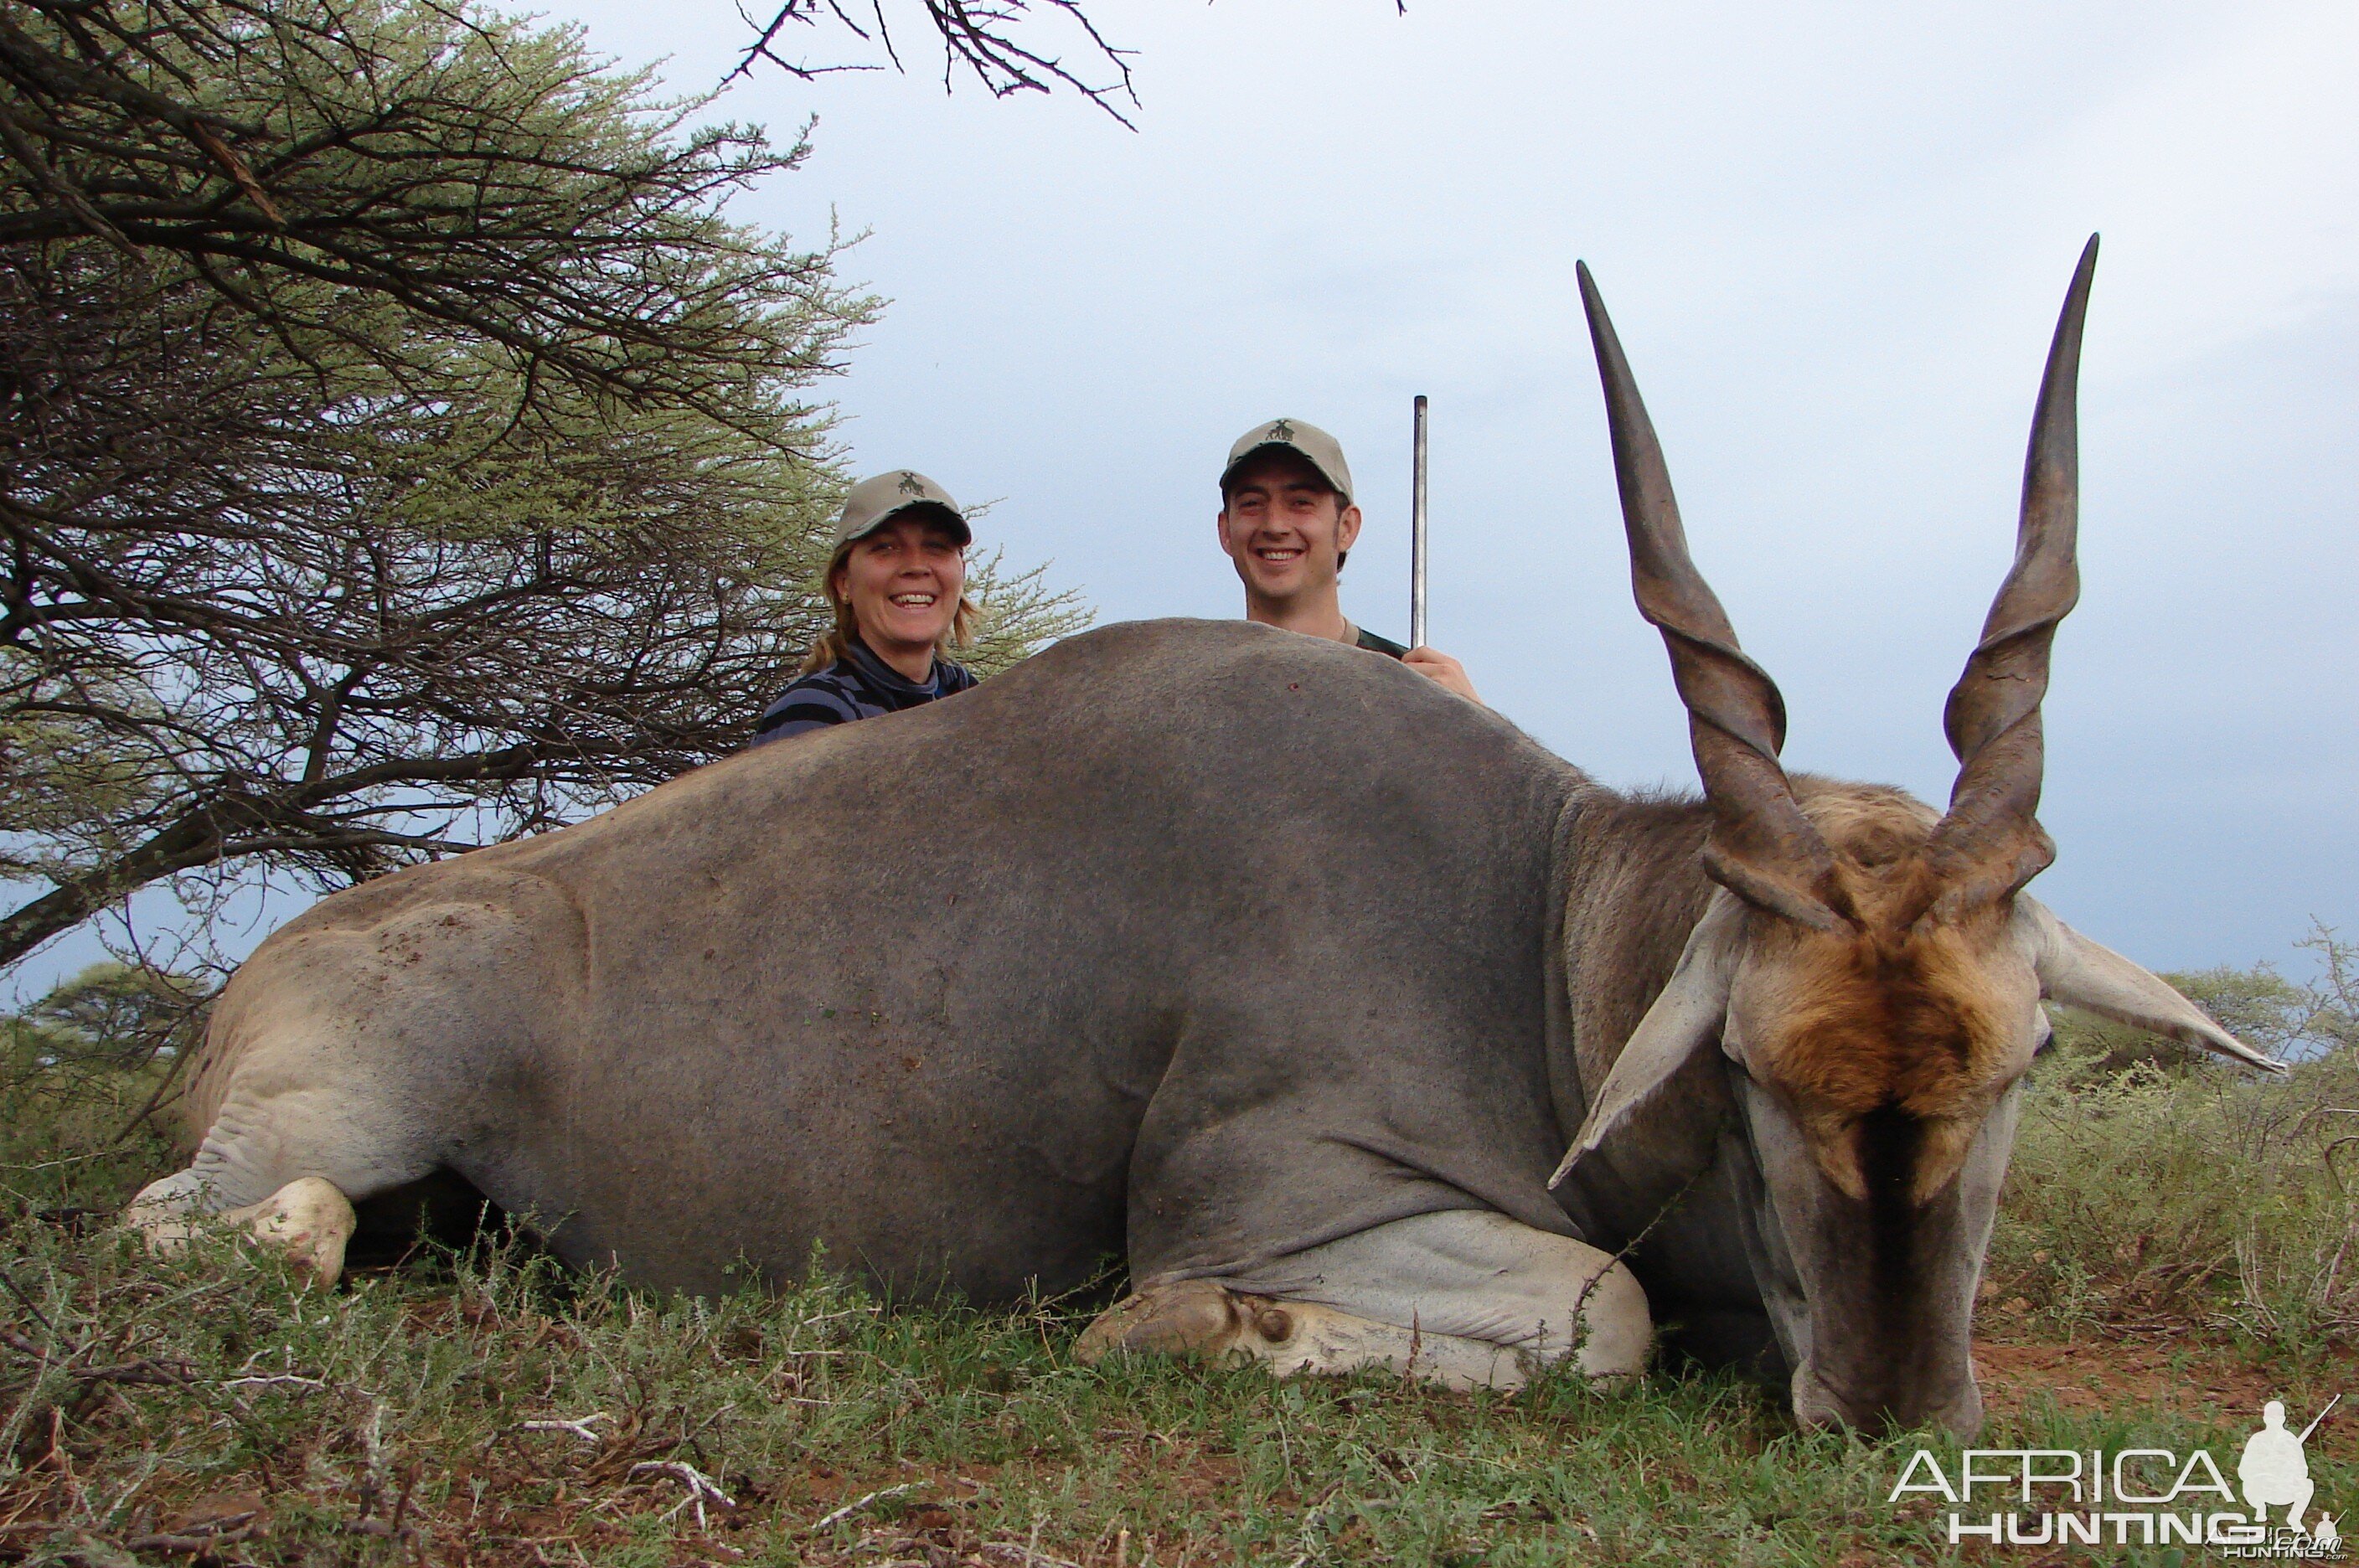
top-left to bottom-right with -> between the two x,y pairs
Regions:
1752,926 -> 2017,1122
1742,790 -> 2025,1123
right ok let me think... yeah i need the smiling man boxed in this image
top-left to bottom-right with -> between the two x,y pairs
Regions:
1216,419 -> 1481,703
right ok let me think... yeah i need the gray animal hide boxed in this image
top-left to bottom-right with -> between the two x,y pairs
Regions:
179,618 -> 1683,1302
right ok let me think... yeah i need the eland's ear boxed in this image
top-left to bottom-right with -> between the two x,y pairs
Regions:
2016,898 -> 2289,1075
1549,890 -> 1748,1189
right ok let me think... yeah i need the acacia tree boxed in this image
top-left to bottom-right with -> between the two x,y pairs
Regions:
0,0 -> 1084,972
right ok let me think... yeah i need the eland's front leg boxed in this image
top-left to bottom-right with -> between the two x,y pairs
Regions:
1077,1210 -> 1649,1389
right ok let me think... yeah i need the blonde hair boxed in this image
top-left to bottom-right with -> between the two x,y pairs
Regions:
800,534 -> 979,675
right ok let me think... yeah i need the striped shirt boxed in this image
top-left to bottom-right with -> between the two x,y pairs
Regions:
749,638 -> 978,746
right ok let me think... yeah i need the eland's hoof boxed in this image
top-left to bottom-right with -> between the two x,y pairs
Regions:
124,1173 -> 358,1286
1076,1279 -> 1247,1362
225,1178 -> 359,1287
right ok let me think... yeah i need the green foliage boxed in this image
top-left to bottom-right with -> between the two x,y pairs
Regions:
1991,928 -> 2359,1349
0,0 -> 1091,972
0,0 -> 859,420
0,964 -> 199,1219
0,657 -> 160,867
17,962 -> 208,1065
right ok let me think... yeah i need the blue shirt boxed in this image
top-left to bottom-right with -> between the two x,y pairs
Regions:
750,638 -> 977,745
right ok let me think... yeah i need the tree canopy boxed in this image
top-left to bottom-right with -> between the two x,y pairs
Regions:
0,0 -> 1085,972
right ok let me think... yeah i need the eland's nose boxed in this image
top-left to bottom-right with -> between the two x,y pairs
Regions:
1792,1362 -> 1985,1440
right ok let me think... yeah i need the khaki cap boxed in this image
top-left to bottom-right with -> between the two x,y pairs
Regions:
832,470 -> 972,549
1220,418 -> 1353,503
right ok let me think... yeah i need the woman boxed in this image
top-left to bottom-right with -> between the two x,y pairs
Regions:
751,470 -> 981,745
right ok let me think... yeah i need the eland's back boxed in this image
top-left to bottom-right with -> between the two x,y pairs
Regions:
174,618 -> 1582,1297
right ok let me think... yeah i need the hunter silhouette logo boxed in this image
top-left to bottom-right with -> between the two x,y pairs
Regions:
1266,420 -> 1295,442
896,472 -> 927,497
2241,1397 -> 2336,1535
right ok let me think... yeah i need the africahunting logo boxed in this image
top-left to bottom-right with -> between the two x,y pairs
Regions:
1888,1398 -> 2342,1556
1266,420 -> 1295,442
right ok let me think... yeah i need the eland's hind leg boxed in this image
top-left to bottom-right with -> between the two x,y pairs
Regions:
1078,1210 -> 1650,1390
126,1039 -> 446,1287
126,1067 -> 437,1285
126,882 -> 564,1286
133,1174 -> 359,1284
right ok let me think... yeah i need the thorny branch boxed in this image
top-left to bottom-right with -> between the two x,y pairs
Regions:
730,0 -> 1140,126
0,0 -> 858,426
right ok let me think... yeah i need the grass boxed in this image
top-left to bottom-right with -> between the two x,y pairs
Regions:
6,968 -> 2359,1566
12,1220 -> 2339,1568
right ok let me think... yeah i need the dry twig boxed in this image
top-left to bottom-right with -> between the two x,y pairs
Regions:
628,1459 -> 736,1530
810,1481 -> 914,1532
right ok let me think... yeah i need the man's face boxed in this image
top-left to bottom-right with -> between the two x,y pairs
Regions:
1216,451 -> 1363,607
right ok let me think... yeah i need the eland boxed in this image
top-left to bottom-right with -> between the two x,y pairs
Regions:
129,236 -> 2277,1436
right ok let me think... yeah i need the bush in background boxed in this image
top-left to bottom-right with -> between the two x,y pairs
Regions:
1986,923 -> 2359,1349
0,0 -> 1092,980
0,963 -> 200,1219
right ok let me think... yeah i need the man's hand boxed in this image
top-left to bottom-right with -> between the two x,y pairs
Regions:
1404,647 -> 1483,705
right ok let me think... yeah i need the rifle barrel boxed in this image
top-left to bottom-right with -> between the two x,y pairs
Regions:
1410,395 -> 1429,650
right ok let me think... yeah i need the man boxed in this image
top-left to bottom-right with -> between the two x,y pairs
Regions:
1215,418 -> 1481,703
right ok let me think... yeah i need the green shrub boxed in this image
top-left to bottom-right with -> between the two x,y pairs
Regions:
0,962 -> 197,1215
1988,926 -> 2359,1349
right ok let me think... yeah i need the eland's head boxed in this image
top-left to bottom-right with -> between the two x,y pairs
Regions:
1551,238 -> 2285,1436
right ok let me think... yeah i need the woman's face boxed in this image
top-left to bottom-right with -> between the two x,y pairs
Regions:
835,513 -> 966,663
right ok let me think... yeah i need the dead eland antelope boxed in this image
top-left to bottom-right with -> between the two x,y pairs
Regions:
128,235 -> 2278,1436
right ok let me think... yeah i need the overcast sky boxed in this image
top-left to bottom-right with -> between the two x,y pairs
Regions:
25,0 -> 2357,994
